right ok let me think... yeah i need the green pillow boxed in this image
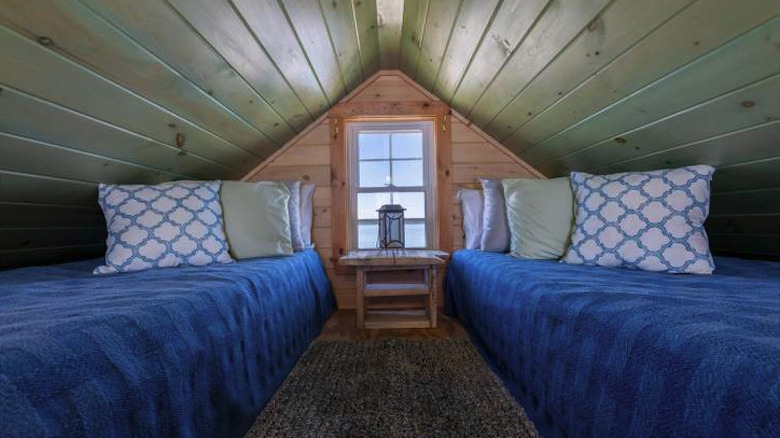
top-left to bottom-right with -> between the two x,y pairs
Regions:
502,177 -> 575,260
220,181 -> 293,259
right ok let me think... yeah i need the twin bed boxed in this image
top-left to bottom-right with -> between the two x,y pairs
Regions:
2,248 -> 778,437
446,250 -> 780,438
0,250 -> 335,437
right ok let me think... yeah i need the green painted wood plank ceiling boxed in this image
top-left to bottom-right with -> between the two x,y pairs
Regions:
1,0 -> 778,268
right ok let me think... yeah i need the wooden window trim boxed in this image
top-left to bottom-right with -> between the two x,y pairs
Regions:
329,102 -> 452,274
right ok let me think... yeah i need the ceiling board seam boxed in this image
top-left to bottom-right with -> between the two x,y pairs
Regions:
224,0 -> 316,124
276,0 -> 334,108
0,243 -> 105,254
493,0 -> 698,143
519,11 -> 780,153
0,82 -> 245,176
315,0 -> 353,93
481,0 -> 623,129
409,0 -> 432,80
0,131 -> 193,180
716,156 -> 780,170
442,0 -> 505,103
0,201 -> 98,210
709,213 -> 779,218
453,0 -> 554,117
708,232 -> 779,237
466,0 -> 617,120
428,0 -> 465,93
546,72 -> 780,167
69,0 -> 280,151
156,0 -> 300,136
711,187 -> 779,196
586,119 -> 780,174
349,0 -> 367,81
0,169 -> 97,188
0,24 -> 264,166
1,226 -> 105,231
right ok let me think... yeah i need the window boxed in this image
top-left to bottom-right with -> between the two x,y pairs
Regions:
348,121 -> 435,249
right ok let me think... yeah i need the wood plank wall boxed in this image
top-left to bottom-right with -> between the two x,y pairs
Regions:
395,0 -> 780,258
1,0 -> 776,268
0,0 -> 380,269
246,71 -> 540,308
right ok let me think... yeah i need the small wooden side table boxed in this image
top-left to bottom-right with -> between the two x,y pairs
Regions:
339,250 -> 449,329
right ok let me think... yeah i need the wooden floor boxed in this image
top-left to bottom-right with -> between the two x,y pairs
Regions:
317,309 -> 468,341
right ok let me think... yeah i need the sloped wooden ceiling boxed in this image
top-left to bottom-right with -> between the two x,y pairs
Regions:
0,0 -> 778,268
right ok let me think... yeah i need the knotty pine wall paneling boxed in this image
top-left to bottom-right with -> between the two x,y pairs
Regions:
244,71 -> 541,309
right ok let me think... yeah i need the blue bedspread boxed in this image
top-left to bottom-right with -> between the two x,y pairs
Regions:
445,250 -> 780,438
0,249 -> 335,438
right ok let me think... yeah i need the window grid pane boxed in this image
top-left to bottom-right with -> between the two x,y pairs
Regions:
352,123 -> 432,249
391,159 -> 423,187
358,133 -> 389,160
358,161 -> 390,187
357,130 -> 425,189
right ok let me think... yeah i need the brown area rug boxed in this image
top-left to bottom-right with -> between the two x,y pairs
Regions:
245,338 -> 538,437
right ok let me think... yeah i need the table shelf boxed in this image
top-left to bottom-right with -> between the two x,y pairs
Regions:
363,283 -> 429,297
338,249 -> 450,330
364,310 -> 431,329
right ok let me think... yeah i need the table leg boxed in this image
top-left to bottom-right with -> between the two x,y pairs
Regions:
356,268 -> 366,329
429,265 -> 437,328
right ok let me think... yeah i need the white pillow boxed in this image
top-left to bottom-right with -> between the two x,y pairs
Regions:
479,178 -> 510,252
562,165 -> 716,274
300,184 -> 316,249
282,181 -> 305,251
458,189 -> 483,250
94,180 -> 233,274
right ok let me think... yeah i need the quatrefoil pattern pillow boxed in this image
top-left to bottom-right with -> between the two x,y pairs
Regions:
94,181 -> 233,274
562,166 -> 715,274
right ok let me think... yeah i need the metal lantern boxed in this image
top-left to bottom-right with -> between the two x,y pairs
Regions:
377,204 -> 406,251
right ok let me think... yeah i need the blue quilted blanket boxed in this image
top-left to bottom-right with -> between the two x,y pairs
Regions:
0,250 -> 335,438
446,250 -> 780,438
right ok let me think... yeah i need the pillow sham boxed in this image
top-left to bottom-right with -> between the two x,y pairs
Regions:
221,181 -> 293,259
94,180 -> 233,274
562,165 -> 716,274
457,189 -> 484,250
282,181 -> 305,251
479,178 -> 510,252
503,177 -> 574,259
300,183 -> 316,248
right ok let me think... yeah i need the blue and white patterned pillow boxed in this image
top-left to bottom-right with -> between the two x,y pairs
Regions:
94,180 -> 233,274
562,166 -> 715,274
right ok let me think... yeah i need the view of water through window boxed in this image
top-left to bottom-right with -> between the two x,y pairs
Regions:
358,222 -> 426,249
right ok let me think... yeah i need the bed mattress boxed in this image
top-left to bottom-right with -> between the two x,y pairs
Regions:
0,249 -> 335,438
446,250 -> 779,438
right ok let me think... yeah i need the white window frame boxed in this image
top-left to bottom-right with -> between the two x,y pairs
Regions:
347,120 -> 436,250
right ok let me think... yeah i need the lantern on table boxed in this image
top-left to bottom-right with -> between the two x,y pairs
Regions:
377,204 -> 405,252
